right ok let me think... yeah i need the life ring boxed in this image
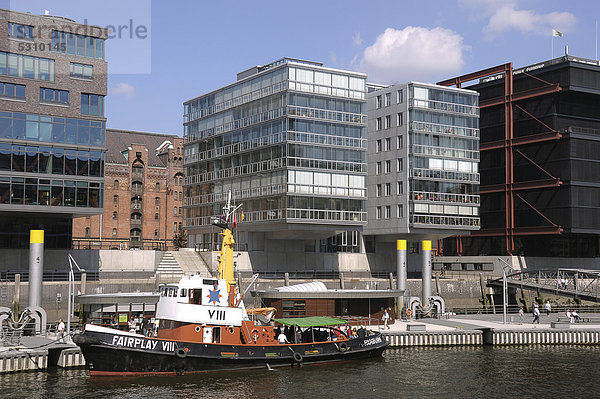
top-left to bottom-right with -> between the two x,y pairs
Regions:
251,329 -> 259,342
292,352 -> 303,363
406,308 -> 413,317
339,342 -> 349,352
175,348 -> 187,359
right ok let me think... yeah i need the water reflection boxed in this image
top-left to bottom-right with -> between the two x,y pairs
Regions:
1,346 -> 599,398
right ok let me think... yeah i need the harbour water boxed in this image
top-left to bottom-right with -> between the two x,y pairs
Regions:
1,346 -> 599,398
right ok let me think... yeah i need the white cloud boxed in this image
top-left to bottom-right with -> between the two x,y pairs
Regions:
484,4 -> 576,36
353,32 -> 363,46
112,82 -> 135,98
359,27 -> 466,84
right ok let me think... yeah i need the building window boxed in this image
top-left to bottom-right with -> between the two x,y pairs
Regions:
397,135 -> 403,148
397,158 -> 403,172
376,117 -> 382,131
40,88 -> 68,105
385,92 -> 391,107
81,93 -> 104,116
385,183 -> 391,196
376,162 -> 382,175
113,195 -> 118,204
398,204 -> 404,218
398,181 -> 403,194
113,179 -> 118,189
397,89 -> 403,103
376,140 -> 382,153
376,95 -> 382,108
174,191 -> 178,200
376,206 -> 382,220
385,206 -> 391,219
85,227 -> 90,237
174,206 -> 177,216
155,182 -> 160,191
385,160 -> 391,174
51,30 -> 104,60
112,228 -> 117,236
0,82 -> 25,100
155,213 -> 159,221
154,229 -> 158,237
384,138 -> 391,151
178,207 -> 182,216
180,192 -> 183,200
155,197 -> 160,206
376,184 -> 382,197
174,222 -> 178,233
8,23 -> 34,40
397,113 -> 403,126
70,62 -> 93,79
0,51 -> 55,81
384,115 -> 391,129
112,211 -> 117,219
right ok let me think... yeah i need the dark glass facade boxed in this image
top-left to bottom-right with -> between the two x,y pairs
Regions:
443,57 -> 600,257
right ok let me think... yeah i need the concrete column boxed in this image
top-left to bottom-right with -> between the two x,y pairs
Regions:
396,240 -> 407,309
28,230 -> 44,308
80,272 -> 87,295
421,240 -> 432,304
13,273 -> 20,315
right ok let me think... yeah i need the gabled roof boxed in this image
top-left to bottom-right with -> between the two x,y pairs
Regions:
105,129 -> 180,167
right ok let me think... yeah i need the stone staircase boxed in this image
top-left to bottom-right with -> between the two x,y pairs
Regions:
156,252 -> 184,278
156,250 -> 212,279
172,249 -> 212,277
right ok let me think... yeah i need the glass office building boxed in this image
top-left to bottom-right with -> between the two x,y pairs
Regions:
183,58 -> 367,249
366,82 -> 480,243
0,9 -> 107,248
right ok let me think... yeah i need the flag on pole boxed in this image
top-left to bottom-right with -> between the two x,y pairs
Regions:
241,210 -> 245,221
232,214 -> 238,229
552,29 -> 563,37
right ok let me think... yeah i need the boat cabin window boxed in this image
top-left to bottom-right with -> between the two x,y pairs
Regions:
167,287 -> 177,297
213,326 -> 221,343
180,288 -> 187,297
189,289 -> 202,305
203,279 -> 217,286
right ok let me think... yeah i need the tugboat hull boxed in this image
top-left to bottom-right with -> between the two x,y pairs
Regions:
74,326 -> 388,375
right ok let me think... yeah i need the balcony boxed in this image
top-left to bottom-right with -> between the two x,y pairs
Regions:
131,186 -> 143,195
130,218 -> 142,226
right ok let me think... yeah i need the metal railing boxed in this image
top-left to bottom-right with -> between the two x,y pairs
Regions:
488,269 -> 600,302
0,270 -> 99,282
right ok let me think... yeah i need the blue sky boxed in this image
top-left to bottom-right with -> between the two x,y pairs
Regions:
5,0 -> 600,135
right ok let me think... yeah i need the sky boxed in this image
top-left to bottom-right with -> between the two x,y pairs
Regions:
4,0 -> 600,136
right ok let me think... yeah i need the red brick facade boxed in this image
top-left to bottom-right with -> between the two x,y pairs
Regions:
73,129 -> 184,249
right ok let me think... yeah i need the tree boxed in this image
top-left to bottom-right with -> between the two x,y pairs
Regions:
173,228 -> 187,249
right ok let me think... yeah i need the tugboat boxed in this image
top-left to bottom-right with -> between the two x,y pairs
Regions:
73,195 -> 388,375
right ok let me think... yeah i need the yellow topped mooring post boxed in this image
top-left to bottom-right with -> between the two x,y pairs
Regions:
28,230 -> 44,308
421,240 -> 432,305
396,240 -> 407,311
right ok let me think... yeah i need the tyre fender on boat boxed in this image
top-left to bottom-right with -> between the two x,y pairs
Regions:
292,351 -> 303,363
175,347 -> 187,359
339,342 -> 349,352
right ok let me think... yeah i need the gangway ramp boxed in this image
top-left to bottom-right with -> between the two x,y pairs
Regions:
488,269 -> 600,303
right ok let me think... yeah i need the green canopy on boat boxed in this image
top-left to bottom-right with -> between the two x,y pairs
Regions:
273,316 -> 348,327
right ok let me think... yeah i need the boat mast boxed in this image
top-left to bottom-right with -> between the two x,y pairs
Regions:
212,191 -> 242,305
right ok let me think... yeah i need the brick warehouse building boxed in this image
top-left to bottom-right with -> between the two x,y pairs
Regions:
0,9 -> 107,248
73,129 -> 184,249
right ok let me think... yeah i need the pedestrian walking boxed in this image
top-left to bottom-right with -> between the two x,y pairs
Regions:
519,307 -> 524,324
533,305 -> 540,324
382,308 -> 391,329
544,301 -> 552,316
57,319 -> 65,342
